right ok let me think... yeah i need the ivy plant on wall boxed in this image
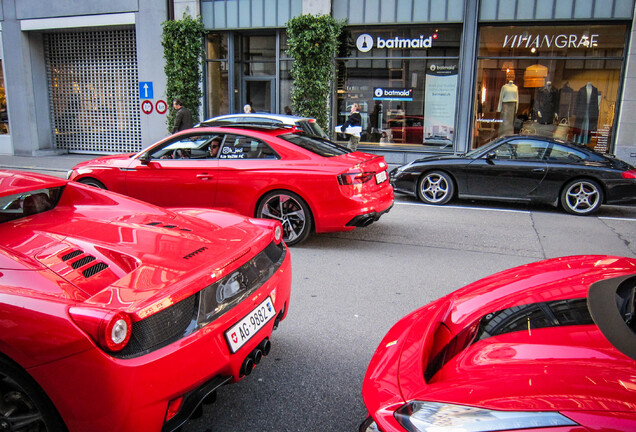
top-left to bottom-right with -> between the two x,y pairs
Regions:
161,12 -> 205,132
286,14 -> 344,132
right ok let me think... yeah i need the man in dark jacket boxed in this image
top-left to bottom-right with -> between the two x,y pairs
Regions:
342,103 -> 362,151
172,98 -> 193,133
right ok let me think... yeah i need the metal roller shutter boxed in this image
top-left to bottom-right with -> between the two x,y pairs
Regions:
44,29 -> 141,153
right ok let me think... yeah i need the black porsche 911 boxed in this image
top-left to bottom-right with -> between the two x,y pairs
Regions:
390,135 -> 636,215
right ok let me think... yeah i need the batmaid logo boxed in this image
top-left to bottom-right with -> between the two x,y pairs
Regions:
356,33 -> 436,52
357,34 -> 374,52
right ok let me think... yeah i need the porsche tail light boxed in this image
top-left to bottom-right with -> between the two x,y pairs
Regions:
338,171 -> 375,185
69,307 -> 132,352
622,169 -> 636,179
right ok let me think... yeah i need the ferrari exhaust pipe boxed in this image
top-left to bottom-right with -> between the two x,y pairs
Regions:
251,349 -> 263,365
258,339 -> 271,356
240,339 -> 272,377
240,356 -> 255,377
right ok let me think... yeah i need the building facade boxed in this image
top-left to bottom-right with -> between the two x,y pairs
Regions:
1,0 -> 635,168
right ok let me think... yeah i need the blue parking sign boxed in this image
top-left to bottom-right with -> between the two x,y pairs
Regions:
139,82 -> 154,99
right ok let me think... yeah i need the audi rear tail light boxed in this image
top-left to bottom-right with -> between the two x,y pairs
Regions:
338,171 -> 375,185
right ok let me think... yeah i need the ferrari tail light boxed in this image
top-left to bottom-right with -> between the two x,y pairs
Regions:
69,307 -> 132,352
250,218 -> 283,244
166,396 -> 184,421
274,225 -> 282,243
338,171 -> 375,185
622,169 -> 636,179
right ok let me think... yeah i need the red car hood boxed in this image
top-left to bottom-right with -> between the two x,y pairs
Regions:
364,256 -> 636,419
407,325 -> 636,413
72,153 -> 136,168
1,183 -> 275,317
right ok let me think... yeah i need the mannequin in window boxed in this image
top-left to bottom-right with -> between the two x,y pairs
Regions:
573,82 -> 599,144
534,81 -> 559,124
497,80 -> 519,136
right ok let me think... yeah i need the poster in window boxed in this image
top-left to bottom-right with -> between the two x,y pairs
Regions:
424,64 -> 458,145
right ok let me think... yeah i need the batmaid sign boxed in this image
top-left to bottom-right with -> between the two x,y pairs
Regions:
503,33 -> 599,50
357,33 -> 436,52
374,88 -> 413,101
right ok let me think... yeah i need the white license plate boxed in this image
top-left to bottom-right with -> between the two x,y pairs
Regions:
225,297 -> 275,353
375,170 -> 388,184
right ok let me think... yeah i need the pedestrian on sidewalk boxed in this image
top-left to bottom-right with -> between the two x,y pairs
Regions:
172,98 -> 193,133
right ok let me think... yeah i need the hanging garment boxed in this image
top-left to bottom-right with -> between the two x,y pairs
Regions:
573,84 -> 599,144
534,85 -> 559,124
558,84 -> 574,121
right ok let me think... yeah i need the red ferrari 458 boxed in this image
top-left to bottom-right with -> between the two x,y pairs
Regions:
68,125 -> 394,245
361,255 -> 636,432
0,170 -> 291,431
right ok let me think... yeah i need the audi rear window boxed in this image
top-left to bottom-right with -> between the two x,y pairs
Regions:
279,133 -> 350,157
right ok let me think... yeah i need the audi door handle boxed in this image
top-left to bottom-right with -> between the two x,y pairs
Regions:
196,174 -> 212,180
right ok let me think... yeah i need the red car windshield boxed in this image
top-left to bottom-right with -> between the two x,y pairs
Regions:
0,187 -> 63,223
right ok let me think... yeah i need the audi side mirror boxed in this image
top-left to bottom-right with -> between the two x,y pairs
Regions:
139,153 -> 151,165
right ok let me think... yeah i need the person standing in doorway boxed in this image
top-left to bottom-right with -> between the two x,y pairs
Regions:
243,102 -> 255,113
342,103 -> 362,151
172,98 -> 193,133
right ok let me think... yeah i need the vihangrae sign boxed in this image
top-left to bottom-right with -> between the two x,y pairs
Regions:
480,25 -> 627,56
503,33 -> 599,50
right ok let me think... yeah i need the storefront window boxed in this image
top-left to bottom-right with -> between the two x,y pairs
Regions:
473,25 -> 627,154
335,26 -> 461,151
205,34 -> 229,118
0,60 -> 8,134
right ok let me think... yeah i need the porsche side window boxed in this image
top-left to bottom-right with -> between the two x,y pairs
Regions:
0,187 -> 63,223
508,140 -> 549,160
219,135 -> 278,159
493,143 -> 514,159
547,144 -> 588,162
495,140 -> 548,160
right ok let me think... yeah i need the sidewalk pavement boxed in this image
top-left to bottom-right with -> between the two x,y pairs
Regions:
0,154 -> 97,178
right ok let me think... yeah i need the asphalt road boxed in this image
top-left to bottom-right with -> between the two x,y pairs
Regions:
183,196 -> 636,432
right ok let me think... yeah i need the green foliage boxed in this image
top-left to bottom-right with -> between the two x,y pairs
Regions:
286,14 -> 344,131
161,13 -> 205,131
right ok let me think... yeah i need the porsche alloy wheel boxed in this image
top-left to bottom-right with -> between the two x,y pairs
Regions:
561,179 -> 603,215
0,359 -> 66,432
257,191 -> 312,246
78,178 -> 107,189
417,171 -> 455,205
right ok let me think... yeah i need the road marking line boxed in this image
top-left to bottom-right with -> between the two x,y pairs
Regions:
395,201 -> 636,221
395,201 -> 530,214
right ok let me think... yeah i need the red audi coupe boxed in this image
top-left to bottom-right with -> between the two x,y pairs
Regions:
0,170 -> 291,432
68,125 -> 394,245
361,255 -> 636,432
